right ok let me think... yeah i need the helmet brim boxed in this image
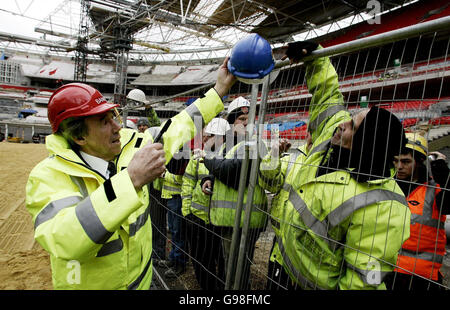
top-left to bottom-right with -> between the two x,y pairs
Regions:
127,97 -> 149,104
52,102 -> 119,132
227,60 -> 275,80
75,102 -> 119,118
405,143 -> 427,157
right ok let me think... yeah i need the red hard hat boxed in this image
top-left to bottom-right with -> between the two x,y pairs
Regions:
48,83 -> 119,132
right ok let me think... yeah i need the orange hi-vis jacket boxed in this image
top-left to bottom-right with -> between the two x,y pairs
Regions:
395,180 -> 446,280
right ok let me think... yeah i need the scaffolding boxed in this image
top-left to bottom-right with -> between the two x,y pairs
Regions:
74,0 -> 89,82
0,61 -> 22,85
112,24 -> 133,107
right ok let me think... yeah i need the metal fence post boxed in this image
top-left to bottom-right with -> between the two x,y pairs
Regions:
224,83 -> 260,289
232,73 -> 273,289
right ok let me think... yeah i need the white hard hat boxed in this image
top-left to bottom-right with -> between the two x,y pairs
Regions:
127,89 -> 148,104
126,119 -> 137,130
204,118 -> 230,136
227,96 -> 250,114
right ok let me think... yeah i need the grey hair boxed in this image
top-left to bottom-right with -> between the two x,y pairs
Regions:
57,116 -> 88,150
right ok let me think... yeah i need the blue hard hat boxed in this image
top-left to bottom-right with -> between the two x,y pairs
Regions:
227,33 -> 274,80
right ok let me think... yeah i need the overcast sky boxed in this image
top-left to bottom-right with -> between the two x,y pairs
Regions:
0,0 -> 66,38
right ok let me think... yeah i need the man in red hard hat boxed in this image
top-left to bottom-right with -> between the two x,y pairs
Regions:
25,58 -> 235,290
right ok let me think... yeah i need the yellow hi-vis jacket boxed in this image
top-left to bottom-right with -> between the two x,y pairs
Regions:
25,88 -> 224,289
181,157 -> 211,223
161,171 -> 182,199
259,144 -> 308,267
277,49 -> 411,290
209,141 -> 268,228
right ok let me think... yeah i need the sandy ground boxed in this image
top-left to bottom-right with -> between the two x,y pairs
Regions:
0,141 -> 52,290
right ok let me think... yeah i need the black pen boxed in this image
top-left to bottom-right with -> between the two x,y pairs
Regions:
154,119 -> 172,143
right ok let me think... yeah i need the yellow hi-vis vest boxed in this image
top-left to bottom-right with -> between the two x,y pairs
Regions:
181,157 -> 211,223
209,141 -> 268,228
152,177 -> 163,191
25,88 -> 225,289
161,171 -> 182,199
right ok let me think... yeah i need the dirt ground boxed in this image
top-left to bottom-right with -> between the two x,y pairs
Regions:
0,141 -> 52,290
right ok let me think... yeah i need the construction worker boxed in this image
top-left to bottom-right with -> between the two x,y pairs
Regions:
155,117 -> 197,278
145,126 -> 168,267
147,174 -> 167,266
126,88 -> 161,128
259,132 -> 312,290
137,118 -> 151,133
146,125 -> 187,270
25,58 -> 236,290
277,41 -> 411,290
182,117 -> 230,290
385,133 -> 450,290
160,169 -> 187,278
200,96 -> 269,289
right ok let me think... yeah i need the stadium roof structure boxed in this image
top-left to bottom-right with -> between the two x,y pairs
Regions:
0,0 -> 418,63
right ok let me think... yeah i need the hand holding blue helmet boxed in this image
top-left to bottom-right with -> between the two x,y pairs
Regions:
227,33 -> 276,84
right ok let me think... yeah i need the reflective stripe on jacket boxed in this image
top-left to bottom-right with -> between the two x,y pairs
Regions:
26,89 -> 224,289
259,144 -> 308,267
161,171 -> 182,199
260,145 -> 308,233
395,180 -> 445,280
181,158 -> 211,223
278,49 -> 410,290
209,141 -> 268,228
280,177 -> 409,290
27,130 -> 154,289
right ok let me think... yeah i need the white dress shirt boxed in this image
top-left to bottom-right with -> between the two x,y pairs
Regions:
79,151 -> 111,179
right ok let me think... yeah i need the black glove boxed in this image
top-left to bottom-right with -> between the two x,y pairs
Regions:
285,40 -> 319,62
